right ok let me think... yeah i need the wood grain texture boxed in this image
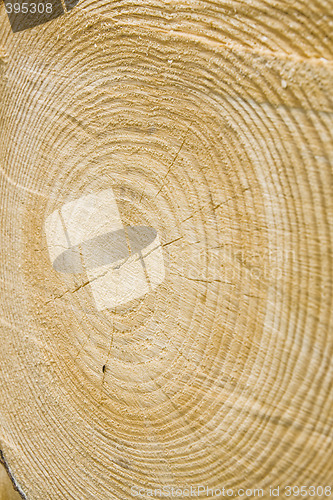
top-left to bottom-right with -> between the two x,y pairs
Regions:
0,1 -> 332,499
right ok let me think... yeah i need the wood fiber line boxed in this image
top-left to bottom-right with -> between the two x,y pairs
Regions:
0,0 -> 332,499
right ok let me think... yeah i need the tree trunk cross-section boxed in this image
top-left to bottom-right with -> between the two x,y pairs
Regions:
0,1 -> 332,499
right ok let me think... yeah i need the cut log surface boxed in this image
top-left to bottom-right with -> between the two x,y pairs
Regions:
0,1 -> 332,499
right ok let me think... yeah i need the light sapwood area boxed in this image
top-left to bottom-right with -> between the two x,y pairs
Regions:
0,1 -> 332,499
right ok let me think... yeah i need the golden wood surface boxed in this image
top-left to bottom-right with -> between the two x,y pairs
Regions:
0,1 -> 332,498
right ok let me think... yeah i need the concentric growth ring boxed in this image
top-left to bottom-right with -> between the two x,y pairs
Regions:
0,1 -> 332,499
